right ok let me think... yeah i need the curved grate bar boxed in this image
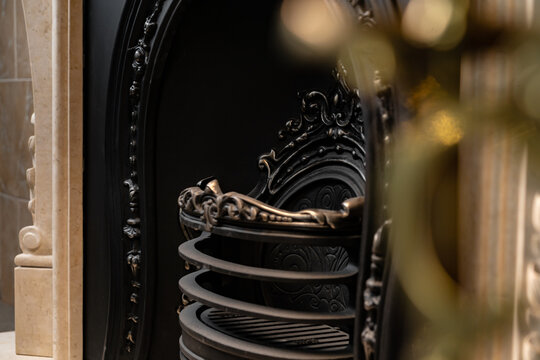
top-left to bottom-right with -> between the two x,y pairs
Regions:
179,232 -> 358,283
180,303 -> 354,360
179,270 -> 356,325
202,308 -> 351,351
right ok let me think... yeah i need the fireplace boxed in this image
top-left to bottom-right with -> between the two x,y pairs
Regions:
84,0 -> 397,359
177,70 -> 366,359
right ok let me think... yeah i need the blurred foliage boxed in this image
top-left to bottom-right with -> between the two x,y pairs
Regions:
279,0 -> 540,359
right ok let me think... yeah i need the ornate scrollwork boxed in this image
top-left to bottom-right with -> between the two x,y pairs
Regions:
260,183 -> 354,311
361,220 -> 391,359
266,272 -> 350,313
178,179 -> 363,232
360,75 -> 394,359
278,69 -> 363,138
122,0 -> 164,353
27,114 -> 36,219
258,67 -> 366,197
264,241 -> 351,312
18,113 -> 44,258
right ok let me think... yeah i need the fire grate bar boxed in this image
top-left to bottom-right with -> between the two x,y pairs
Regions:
201,307 -> 351,353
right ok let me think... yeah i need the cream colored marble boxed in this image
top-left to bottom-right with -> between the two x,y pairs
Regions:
50,0 -> 83,358
16,0 -> 53,265
14,268 -> 52,357
0,331 -> 50,359
14,0 -> 83,358
0,0 -> 15,78
13,0 -> 54,356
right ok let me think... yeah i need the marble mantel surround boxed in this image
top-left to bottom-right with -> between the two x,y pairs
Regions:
14,0 -> 82,358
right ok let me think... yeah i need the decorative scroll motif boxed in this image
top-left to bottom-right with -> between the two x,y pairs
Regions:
347,3 -> 396,349
361,75 -> 395,359
361,220 -> 391,358
178,179 -> 363,232
27,114 -> 36,219
122,0 -> 164,353
294,184 -> 354,211
263,184 -> 353,312
524,194 -> 540,359
265,262 -> 350,312
257,65 -> 366,197
17,113 -> 44,258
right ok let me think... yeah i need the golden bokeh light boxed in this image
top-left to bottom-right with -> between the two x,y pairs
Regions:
402,0 -> 467,49
514,41 -> 540,119
402,0 -> 454,45
522,71 -> 540,119
280,0 -> 352,53
427,110 -> 464,146
339,30 -> 396,92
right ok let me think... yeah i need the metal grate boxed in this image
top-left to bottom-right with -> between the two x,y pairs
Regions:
202,308 -> 350,353
177,68 -> 366,359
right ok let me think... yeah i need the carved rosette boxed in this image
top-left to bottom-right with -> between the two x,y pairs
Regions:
122,0 -> 164,353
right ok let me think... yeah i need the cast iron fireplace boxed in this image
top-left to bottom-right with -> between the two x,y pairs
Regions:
84,0 -> 399,359
177,69 -> 366,359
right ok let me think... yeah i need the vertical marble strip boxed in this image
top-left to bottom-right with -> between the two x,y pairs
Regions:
523,192 -> 540,359
51,0 -> 83,358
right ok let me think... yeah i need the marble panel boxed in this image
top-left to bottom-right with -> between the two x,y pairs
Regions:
0,194 -> 3,298
0,195 -> 31,305
14,267 -> 52,357
0,301 -> 14,332
0,81 -> 33,198
0,0 -> 15,79
0,195 -> 18,306
15,0 -> 30,79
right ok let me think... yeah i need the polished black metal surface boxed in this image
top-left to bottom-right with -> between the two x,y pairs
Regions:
178,232 -> 359,283
85,0 -> 399,358
177,66 -> 368,359
200,308 -> 350,352
179,304 -> 353,360
84,0 -> 336,358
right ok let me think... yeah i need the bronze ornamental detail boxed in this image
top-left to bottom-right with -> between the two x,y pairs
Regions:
117,0 -> 395,357
122,0 -> 164,353
258,67 -> 366,197
175,52 -> 374,359
178,178 -> 364,232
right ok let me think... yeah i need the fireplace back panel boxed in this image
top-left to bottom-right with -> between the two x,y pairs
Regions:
84,0 -> 336,358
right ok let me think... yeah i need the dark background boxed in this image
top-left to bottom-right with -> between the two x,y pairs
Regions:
84,0 -> 333,358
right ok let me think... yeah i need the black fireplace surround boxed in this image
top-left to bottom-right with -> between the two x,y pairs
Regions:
84,0 -> 404,359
